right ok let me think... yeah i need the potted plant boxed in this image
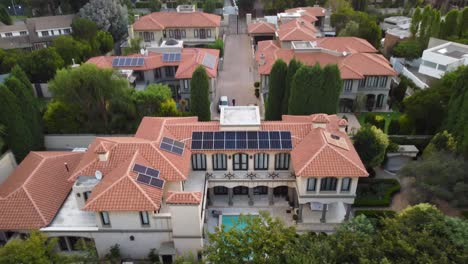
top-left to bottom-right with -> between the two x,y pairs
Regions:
254,82 -> 260,98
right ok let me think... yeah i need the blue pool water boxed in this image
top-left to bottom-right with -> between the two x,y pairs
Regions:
221,214 -> 258,231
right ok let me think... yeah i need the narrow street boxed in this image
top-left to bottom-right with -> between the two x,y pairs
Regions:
212,12 -> 261,119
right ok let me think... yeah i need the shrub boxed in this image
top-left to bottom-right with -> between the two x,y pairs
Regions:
398,114 -> 413,134
388,135 -> 432,153
388,119 -> 400,135
148,248 -> 159,263
135,1 -> 150,8
255,88 -> 260,98
364,113 -> 385,131
206,39 -> 224,57
354,178 -> 401,207
254,81 -> 260,88
354,210 -> 396,219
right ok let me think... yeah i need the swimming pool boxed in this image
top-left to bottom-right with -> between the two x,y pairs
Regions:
220,214 -> 258,231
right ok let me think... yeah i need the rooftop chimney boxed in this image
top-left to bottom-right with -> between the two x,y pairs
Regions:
64,162 -> 69,172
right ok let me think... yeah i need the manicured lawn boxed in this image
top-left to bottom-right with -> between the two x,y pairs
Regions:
357,111 -> 402,133
354,178 -> 401,207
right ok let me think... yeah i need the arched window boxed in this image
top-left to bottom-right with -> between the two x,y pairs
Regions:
341,177 -> 352,192
320,177 -> 338,191
376,94 -> 385,108
191,153 -> 206,171
254,153 -> 269,170
274,153 -> 290,170
233,153 -> 248,170
212,153 -> 227,170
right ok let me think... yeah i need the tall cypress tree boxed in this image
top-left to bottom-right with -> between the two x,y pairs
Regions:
0,84 -> 34,161
440,9 -> 459,39
288,65 -> 314,115
282,59 -> 301,115
410,8 -> 421,37
321,64 -> 343,114
266,59 -> 287,120
306,64 -> 324,114
6,66 -> 44,150
190,66 -> 211,121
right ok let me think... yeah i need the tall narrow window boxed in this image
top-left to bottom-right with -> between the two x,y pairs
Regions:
207,29 -> 212,37
83,191 -> 91,201
140,211 -> 150,225
212,153 -> 227,170
100,212 -> 110,226
213,186 -> 228,194
194,29 -> 198,38
341,177 -> 351,192
320,177 -> 338,191
343,80 -> 353,92
191,153 -> 206,171
254,153 -> 269,170
307,178 -> 316,191
233,153 -> 248,170
274,153 -> 290,170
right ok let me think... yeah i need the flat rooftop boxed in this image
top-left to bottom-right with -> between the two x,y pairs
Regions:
430,42 -> 468,59
220,106 -> 261,128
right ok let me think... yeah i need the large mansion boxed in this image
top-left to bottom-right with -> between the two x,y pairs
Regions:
0,107 -> 367,262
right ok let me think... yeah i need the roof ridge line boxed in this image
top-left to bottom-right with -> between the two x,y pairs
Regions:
328,145 -> 368,175
8,152 -> 46,198
296,142 -> 327,175
151,144 -> 187,180
82,152 -> 140,210
127,171 -> 160,210
24,186 -> 48,225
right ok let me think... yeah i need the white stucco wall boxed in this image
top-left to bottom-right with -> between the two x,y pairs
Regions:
0,151 -> 16,185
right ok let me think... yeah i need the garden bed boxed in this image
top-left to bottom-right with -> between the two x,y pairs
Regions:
354,210 -> 396,219
354,178 -> 401,207
357,112 -> 402,133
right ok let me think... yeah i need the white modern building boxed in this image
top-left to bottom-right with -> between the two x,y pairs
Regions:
418,41 -> 468,79
0,107 -> 368,262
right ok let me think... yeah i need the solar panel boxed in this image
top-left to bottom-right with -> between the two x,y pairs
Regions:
112,58 -> 119,67
137,58 -> 144,66
146,168 -> 159,177
162,53 -> 181,62
118,57 -> 125,66
130,57 -> 138,66
133,164 -> 147,174
159,137 -> 185,156
137,174 -> 151,184
124,58 -> 132,66
150,177 -> 164,188
202,53 -> 216,69
191,131 -> 293,150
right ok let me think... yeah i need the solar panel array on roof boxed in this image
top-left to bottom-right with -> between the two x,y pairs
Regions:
162,53 -> 181,62
133,163 -> 164,189
159,137 -> 185,155
191,131 -> 292,150
112,57 -> 145,67
202,53 -> 216,69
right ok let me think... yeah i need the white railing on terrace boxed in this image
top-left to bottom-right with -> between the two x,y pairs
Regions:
390,57 -> 429,89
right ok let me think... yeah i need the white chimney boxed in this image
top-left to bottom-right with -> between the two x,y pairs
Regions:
134,14 -> 140,21
259,53 -> 266,66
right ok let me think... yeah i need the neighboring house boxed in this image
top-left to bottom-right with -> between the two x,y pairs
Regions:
383,28 -> 412,57
87,39 -> 220,107
129,5 -> 221,48
380,16 -> 411,32
0,107 -> 368,260
418,40 -> 468,79
0,14 -> 74,50
256,38 -> 397,112
247,21 -> 276,45
283,6 -> 326,29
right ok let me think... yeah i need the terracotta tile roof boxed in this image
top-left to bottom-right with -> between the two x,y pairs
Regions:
316,37 -> 378,53
133,12 -> 221,31
312,113 -> 330,123
166,192 -> 202,204
0,152 -> 83,229
256,40 -> 397,78
285,6 -> 326,17
278,18 -> 317,41
338,118 -> 348,126
86,48 -> 220,79
248,22 -> 276,34
83,152 -> 164,211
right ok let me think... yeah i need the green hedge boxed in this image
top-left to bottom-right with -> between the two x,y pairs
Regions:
135,1 -> 150,8
354,178 -> 401,207
462,211 -> 468,219
355,210 -> 396,219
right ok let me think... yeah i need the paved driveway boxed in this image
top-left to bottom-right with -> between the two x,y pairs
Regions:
212,16 -> 261,119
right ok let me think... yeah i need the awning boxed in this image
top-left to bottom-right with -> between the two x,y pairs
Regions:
159,241 -> 176,255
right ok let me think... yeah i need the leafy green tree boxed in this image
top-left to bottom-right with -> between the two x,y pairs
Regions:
423,130 -> 457,157
205,211 -> 297,264
237,0 -> 254,12
95,30 -> 114,54
0,231 -> 77,263
338,20 -> 359,37
387,119 -> 400,135
400,152 -> 468,207
43,100 -> 84,134
71,17 -> 99,41
410,8 -> 421,37
353,124 -> 389,168
203,0 -> 216,13
288,65 -> 314,115
430,10 -> 441,38
19,48 -> 64,83
305,64 -> 324,113
403,87 -> 445,135
48,63 -> 132,133
392,40 -> 422,60
79,0 -> 129,40
0,4 -> 11,25
5,67 -> 44,150
460,7 -> 468,38
206,39 -> 224,57
190,66 -> 211,121
53,36 -> 93,65
123,37 -> 142,55
0,84 -> 33,161
266,59 -> 288,120
391,75 -> 410,104
282,59 -> 301,115
445,66 -> 468,156
321,64 -> 343,114
440,9 -> 459,39
132,84 -> 174,118
148,0 -> 162,12
352,0 -> 367,11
